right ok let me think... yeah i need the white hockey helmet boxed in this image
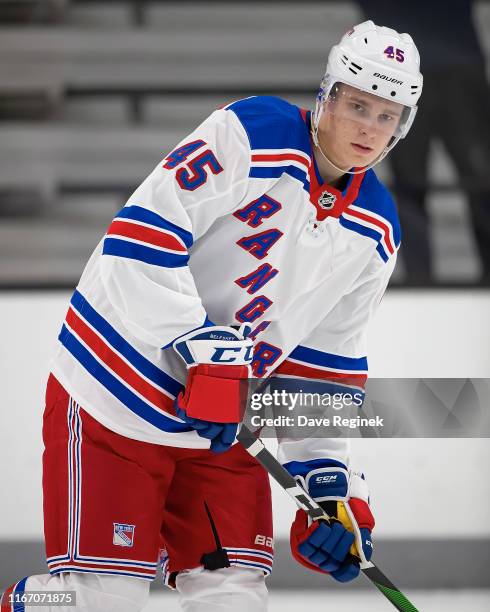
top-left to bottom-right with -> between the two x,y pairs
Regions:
312,20 -> 423,171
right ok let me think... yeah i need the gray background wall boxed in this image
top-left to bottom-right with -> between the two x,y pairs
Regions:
1,292 -> 489,591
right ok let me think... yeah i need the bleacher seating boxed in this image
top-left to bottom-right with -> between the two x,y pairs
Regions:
0,2 -> 359,191
0,1 -> 488,286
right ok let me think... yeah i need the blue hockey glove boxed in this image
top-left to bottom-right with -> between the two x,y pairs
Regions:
285,459 -> 375,582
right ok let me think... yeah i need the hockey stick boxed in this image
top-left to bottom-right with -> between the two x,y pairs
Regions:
237,424 -> 419,612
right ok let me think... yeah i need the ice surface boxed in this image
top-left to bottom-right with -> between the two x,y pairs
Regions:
144,589 -> 490,612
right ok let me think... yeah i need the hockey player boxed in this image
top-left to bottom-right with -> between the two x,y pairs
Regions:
2,21 -> 422,612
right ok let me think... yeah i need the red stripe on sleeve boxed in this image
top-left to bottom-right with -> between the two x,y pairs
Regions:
345,209 -> 394,254
107,220 -> 187,252
251,153 -> 309,168
0,582 -> 16,611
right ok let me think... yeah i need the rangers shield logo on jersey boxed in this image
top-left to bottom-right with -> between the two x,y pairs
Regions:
113,523 -> 135,547
318,190 -> 337,210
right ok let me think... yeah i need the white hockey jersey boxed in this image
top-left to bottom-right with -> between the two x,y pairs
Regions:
51,96 -> 400,465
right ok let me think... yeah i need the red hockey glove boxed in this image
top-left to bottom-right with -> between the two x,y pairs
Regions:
173,324 -> 253,452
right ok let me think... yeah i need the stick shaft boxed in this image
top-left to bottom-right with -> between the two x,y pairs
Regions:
237,425 -> 419,612
238,426 -> 329,521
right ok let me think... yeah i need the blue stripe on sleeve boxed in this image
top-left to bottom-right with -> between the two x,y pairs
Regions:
376,243 -> 389,263
12,577 -> 28,612
103,237 -> 190,268
59,325 -> 191,433
116,205 -> 194,248
355,169 -> 401,249
339,216 -> 389,262
289,345 -> 368,372
70,290 -> 183,398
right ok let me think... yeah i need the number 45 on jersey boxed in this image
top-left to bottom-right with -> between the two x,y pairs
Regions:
163,140 -> 224,191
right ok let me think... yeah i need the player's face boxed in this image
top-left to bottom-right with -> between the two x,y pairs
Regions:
318,84 -> 403,169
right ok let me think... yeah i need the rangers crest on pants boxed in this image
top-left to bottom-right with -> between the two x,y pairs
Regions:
113,523 -> 136,547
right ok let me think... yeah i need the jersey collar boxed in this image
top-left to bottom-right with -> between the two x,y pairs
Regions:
300,109 -> 365,221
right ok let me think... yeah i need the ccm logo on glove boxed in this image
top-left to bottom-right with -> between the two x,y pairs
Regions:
284,459 -> 375,583
314,475 -> 338,484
